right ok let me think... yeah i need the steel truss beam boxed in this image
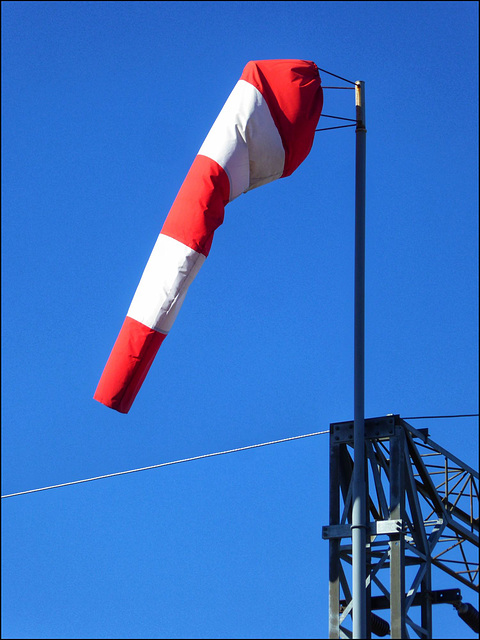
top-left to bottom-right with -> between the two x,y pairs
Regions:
323,415 -> 479,638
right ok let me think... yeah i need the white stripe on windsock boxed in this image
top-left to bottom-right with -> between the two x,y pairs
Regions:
127,233 -> 206,333
198,80 -> 285,201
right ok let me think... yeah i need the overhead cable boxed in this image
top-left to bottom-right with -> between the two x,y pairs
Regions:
403,414 -> 478,420
1,430 -> 329,500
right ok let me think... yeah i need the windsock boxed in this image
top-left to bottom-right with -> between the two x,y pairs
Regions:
94,59 -> 323,413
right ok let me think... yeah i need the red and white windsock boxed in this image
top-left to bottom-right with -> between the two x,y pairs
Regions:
94,59 -> 323,413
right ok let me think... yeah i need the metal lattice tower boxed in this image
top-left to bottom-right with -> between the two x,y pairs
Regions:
323,414 -> 479,638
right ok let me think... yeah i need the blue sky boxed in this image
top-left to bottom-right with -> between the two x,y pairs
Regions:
1,1 -> 478,638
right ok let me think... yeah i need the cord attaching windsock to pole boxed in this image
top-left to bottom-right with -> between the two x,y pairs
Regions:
94,59 -> 323,413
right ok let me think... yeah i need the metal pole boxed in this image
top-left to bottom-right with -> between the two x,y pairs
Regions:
352,80 -> 367,639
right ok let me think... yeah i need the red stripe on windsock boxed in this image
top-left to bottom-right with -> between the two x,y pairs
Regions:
240,60 -> 323,177
161,154 -> 230,257
94,317 -> 167,413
